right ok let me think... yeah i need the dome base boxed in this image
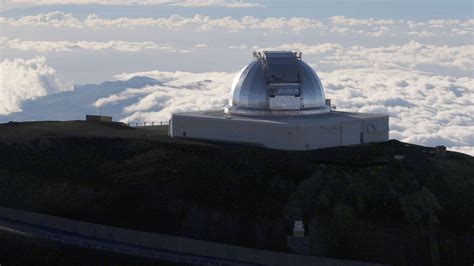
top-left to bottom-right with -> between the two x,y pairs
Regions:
224,105 -> 330,117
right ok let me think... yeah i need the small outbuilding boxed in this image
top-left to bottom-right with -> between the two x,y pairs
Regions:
86,115 -> 113,122
170,51 -> 389,150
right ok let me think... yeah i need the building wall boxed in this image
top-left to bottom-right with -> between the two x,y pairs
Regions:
342,121 -> 363,146
171,112 -> 388,151
299,123 -> 341,150
363,118 -> 389,144
171,115 -> 266,146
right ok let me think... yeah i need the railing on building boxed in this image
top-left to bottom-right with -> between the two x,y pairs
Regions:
128,121 -> 170,127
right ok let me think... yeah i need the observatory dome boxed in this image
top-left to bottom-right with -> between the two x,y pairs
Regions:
225,51 -> 330,116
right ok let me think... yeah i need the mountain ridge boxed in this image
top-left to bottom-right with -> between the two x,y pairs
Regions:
1,76 -> 161,122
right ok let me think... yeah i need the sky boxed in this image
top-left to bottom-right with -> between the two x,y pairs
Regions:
0,0 -> 473,154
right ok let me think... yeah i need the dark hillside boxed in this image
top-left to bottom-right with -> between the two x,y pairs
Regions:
0,230 -> 173,265
0,121 -> 473,265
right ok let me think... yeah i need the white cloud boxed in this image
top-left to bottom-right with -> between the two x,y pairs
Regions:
92,86 -> 159,107
195,43 -> 208,48
1,12 -> 324,32
168,0 -> 263,8
320,68 -> 474,154
266,43 -> 343,55
3,0 -> 263,9
332,41 -> 473,72
329,16 -> 397,26
5,0 -> 167,5
85,14 -> 324,31
406,30 -> 435,37
229,44 -> 249,49
0,57 -> 71,115
427,19 -> 462,27
327,16 -> 473,37
266,41 -> 474,72
3,13 -> 472,39
2,11 -> 83,28
111,70 -> 235,123
0,37 -> 178,52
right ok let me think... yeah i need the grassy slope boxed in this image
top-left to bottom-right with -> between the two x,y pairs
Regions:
0,121 -> 473,265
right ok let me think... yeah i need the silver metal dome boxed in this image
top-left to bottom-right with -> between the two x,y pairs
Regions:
225,51 -> 330,116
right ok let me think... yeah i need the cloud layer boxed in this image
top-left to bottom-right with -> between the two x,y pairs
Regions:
3,0 -> 264,9
0,37 -> 186,52
266,42 -> 473,73
110,70 -> 234,123
0,57 -> 71,115
2,12 -> 472,37
0,12 -> 323,32
321,69 -> 474,154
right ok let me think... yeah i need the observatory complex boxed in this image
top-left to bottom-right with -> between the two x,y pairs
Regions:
170,51 -> 389,150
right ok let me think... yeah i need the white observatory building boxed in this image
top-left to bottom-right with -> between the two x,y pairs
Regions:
170,51 -> 388,150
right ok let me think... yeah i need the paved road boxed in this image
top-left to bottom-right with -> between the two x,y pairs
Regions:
0,217 -> 258,266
